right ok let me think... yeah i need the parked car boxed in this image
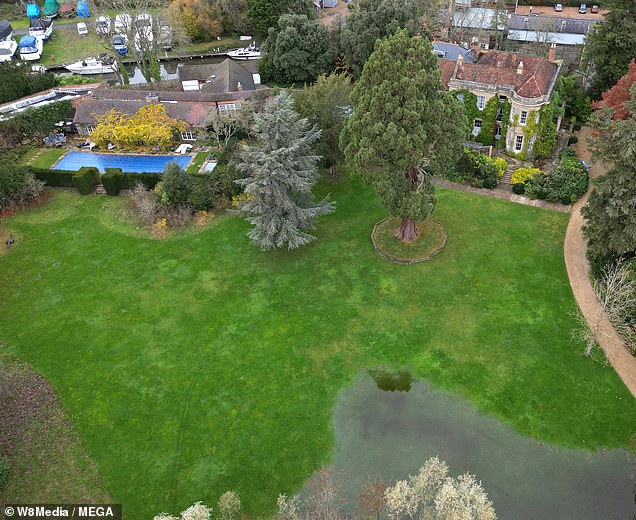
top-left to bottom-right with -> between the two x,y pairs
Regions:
554,3 -> 563,11
77,21 -> 88,36
590,4 -> 599,12
578,3 -> 587,13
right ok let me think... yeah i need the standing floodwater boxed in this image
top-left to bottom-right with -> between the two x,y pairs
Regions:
316,372 -> 635,519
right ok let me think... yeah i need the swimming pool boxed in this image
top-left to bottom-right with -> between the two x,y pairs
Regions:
53,152 -> 192,173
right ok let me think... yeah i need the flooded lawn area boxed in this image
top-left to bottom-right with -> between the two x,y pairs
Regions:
320,372 -> 635,519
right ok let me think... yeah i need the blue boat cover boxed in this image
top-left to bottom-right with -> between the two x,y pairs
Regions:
26,4 -> 40,18
76,0 -> 89,17
19,35 -> 37,47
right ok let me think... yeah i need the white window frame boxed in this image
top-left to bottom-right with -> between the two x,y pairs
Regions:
86,124 -> 95,133
476,95 -> 486,111
218,103 -> 240,113
520,110 -> 528,125
515,135 -> 524,151
472,118 -> 482,136
495,125 -> 502,140
180,131 -> 197,141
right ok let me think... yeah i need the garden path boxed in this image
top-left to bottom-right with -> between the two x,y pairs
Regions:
566,126 -> 636,398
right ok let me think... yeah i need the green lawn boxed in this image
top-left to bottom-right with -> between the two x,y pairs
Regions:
42,29 -> 104,65
186,152 -> 209,174
0,179 -> 634,518
21,148 -> 67,168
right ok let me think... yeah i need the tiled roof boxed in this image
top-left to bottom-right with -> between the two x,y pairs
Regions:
451,50 -> 558,99
439,59 -> 457,86
177,58 -> 256,93
74,99 -> 214,127
91,87 -> 253,103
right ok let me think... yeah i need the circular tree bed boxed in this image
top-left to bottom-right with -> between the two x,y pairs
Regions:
371,217 -> 447,264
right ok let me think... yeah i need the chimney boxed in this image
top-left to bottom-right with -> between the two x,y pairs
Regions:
237,81 -> 243,92
517,61 -> 524,75
548,43 -> 557,62
470,37 -> 479,59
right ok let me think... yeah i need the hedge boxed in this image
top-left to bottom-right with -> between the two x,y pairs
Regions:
28,166 -> 76,188
72,167 -> 100,195
101,172 -> 121,196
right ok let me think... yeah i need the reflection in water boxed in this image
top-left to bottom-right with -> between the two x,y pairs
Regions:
78,56 -> 228,85
368,367 -> 412,392
304,373 -> 635,520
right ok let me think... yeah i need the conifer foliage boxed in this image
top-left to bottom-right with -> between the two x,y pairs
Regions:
235,93 -> 335,250
342,30 -> 467,243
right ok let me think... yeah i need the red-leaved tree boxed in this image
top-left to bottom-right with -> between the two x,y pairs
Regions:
592,59 -> 636,120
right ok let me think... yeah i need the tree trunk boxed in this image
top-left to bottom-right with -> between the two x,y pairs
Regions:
394,218 -> 419,243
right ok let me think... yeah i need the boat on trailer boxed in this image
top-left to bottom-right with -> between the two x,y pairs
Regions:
19,35 -> 43,61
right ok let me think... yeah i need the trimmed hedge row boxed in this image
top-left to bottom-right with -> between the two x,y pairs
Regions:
100,171 -> 163,196
72,167 -> 100,195
31,166 -> 217,197
27,166 -> 76,188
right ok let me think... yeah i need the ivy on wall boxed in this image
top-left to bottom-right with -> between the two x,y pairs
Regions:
452,89 -> 479,138
475,97 -> 512,148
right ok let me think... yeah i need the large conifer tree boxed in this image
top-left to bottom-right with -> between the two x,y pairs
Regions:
341,30 -> 467,242
582,85 -> 636,276
235,93 -> 335,250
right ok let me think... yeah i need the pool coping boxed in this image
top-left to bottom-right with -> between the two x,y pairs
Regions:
51,150 -> 194,173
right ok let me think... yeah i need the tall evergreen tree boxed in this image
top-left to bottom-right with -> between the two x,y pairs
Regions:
582,84 -> 636,276
341,30 -> 467,243
261,14 -> 335,85
583,0 -> 636,99
235,93 -> 335,250
341,0 -> 420,79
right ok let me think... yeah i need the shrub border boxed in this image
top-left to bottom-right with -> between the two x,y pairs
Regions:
370,217 -> 448,264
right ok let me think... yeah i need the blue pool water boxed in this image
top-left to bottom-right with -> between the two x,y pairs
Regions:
53,152 -> 192,173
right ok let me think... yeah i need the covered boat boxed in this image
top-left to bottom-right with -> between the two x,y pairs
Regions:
76,0 -> 89,18
43,0 -> 60,18
26,4 -> 41,19
29,17 -> 53,40
0,20 -> 14,42
64,54 -> 118,74
226,41 -> 260,60
19,35 -> 43,61
0,39 -> 18,62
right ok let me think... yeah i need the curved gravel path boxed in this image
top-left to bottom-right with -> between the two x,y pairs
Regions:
567,127 -> 636,398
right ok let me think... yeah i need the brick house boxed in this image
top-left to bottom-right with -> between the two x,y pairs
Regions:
439,49 -> 561,155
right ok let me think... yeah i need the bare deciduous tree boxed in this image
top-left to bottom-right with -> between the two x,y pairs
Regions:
87,0 -> 190,84
206,106 -> 246,151
572,261 -> 636,356
357,479 -> 388,520
305,466 -> 347,520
